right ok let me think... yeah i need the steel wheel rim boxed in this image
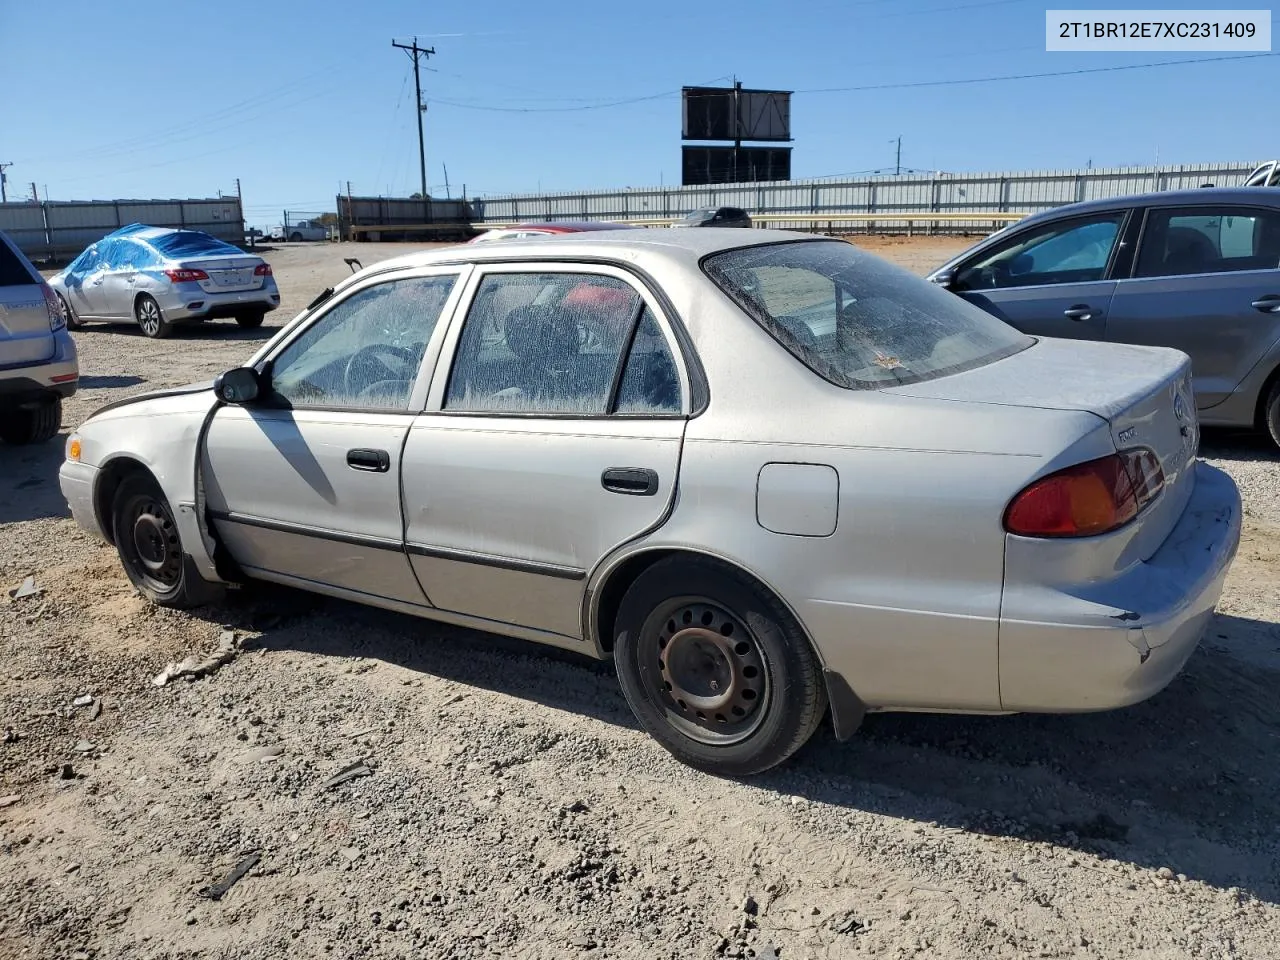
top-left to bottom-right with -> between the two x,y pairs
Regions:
138,299 -> 160,335
123,495 -> 182,589
640,598 -> 771,746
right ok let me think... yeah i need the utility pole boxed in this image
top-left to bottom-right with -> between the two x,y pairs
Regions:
892,136 -> 902,176
29,182 -> 38,204
392,37 -> 435,219
0,163 -> 11,203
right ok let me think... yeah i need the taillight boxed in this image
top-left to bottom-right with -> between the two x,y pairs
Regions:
1004,449 -> 1165,538
165,268 -> 209,283
41,282 -> 66,331
254,263 -> 272,277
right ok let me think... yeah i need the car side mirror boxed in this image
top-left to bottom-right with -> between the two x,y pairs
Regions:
931,268 -> 957,289
214,367 -> 262,404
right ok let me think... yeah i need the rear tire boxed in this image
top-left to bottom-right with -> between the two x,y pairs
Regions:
57,294 -> 84,330
135,294 -> 171,339
111,472 -> 224,608
289,232 -> 303,242
235,310 -> 266,329
0,397 -> 61,445
613,556 -> 827,777
1265,380 -> 1280,450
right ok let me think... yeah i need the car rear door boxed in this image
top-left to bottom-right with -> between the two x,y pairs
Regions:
945,210 -> 1131,340
401,263 -> 690,641
203,268 -> 467,603
0,232 -> 55,366
1106,203 -> 1280,410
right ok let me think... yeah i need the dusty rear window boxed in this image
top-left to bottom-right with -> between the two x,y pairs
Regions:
703,240 -> 1032,389
0,237 -> 36,287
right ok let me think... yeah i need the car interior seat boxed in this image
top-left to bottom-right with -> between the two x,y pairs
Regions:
1162,226 -> 1218,275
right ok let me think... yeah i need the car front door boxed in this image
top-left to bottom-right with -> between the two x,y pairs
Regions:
401,265 -> 689,641
946,210 -> 1131,340
202,268 -> 467,603
66,244 -> 110,319
98,239 -> 141,319
1106,203 -> 1280,411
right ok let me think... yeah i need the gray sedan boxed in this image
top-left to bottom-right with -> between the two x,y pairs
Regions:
58,230 -> 1240,775
928,187 -> 1280,446
48,225 -> 281,338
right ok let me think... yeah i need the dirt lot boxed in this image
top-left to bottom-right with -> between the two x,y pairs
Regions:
2,236 -> 1278,960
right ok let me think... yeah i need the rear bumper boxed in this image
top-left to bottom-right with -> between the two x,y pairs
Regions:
59,459 -> 104,540
0,330 -> 78,405
999,462 -> 1241,712
160,282 -> 280,321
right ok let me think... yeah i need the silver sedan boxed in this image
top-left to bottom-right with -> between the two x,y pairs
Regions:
48,225 -> 280,338
58,230 -> 1242,775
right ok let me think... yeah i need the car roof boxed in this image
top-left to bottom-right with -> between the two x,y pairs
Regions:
1019,186 -> 1280,226
511,220 -> 639,232
362,228 -> 821,278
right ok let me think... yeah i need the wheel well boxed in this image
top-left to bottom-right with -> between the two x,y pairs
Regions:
593,549 -> 795,654
1254,364 -> 1280,430
93,457 -> 152,545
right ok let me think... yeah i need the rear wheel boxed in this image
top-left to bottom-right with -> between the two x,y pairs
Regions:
289,232 -> 303,242
235,310 -> 266,329
1265,379 -> 1280,449
111,473 -> 223,607
135,294 -> 171,339
57,294 -> 84,330
0,397 -> 61,445
613,557 -> 827,776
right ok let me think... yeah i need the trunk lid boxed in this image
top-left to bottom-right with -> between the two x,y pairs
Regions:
182,256 -> 266,294
0,236 -> 55,366
884,337 -> 1199,545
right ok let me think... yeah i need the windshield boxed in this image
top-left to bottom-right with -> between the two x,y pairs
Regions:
682,209 -> 714,222
703,240 -> 1032,389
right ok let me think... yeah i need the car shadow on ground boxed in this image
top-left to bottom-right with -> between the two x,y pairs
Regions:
1200,428 -> 1279,462
0,436 -> 71,524
73,321 -> 278,343
234,586 -> 1278,902
78,374 -> 146,390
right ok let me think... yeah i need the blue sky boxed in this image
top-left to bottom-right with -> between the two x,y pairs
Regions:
1,0 -> 1275,229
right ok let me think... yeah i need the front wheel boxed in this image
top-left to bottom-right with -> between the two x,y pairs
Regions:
235,310 -> 266,329
135,294 -> 172,339
613,557 -> 827,776
289,232 -> 303,242
111,473 -> 223,608
57,294 -> 84,330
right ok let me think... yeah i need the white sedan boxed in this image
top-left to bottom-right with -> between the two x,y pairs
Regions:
59,229 -> 1241,775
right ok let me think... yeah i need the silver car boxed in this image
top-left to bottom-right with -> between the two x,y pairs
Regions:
47,225 -> 281,338
58,229 -> 1241,775
928,187 -> 1280,447
0,228 -> 77,444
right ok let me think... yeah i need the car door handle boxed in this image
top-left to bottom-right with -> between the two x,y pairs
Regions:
1062,304 -> 1097,321
1251,295 -> 1280,313
346,448 -> 390,473
601,467 -> 659,496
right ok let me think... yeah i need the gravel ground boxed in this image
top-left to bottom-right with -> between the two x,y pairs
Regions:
1,237 -> 1277,960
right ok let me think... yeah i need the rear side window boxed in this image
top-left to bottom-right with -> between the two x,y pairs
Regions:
445,272 -> 681,415
704,240 -> 1032,389
1135,206 -> 1280,278
0,237 -> 36,287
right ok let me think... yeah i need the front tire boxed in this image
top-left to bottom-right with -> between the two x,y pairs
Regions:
111,473 -> 223,608
235,310 -> 266,329
613,557 -> 827,776
135,294 -> 172,339
0,398 -> 61,445
57,294 -> 84,330
289,232 -> 303,242
1264,380 -> 1280,450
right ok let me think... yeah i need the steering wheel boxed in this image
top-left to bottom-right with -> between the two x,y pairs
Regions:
342,344 -> 420,398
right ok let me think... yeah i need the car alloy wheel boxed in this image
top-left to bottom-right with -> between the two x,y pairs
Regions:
57,294 -> 83,330
646,599 -> 770,745
137,298 -> 161,335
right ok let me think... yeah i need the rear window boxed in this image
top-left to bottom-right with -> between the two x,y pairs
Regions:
147,230 -> 242,259
703,240 -> 1032,389
0,237 -> 37,287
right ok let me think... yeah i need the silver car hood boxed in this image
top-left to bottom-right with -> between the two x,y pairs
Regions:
882,337 -> 1186,421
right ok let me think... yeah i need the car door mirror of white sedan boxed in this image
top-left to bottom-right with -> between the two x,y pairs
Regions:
214,367 -> 263,405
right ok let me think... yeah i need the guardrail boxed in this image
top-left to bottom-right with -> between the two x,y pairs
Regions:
345,211 -> 1030,241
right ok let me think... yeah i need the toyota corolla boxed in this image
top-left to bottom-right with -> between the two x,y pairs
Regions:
58,230 -> 1241,775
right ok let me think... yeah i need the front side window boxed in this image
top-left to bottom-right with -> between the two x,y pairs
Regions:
1135,206 -> 1280,278
953,213 -> 1125,291
704,240 -> 1031,389
445,272 -> 681,415
269,274 -> 458,410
